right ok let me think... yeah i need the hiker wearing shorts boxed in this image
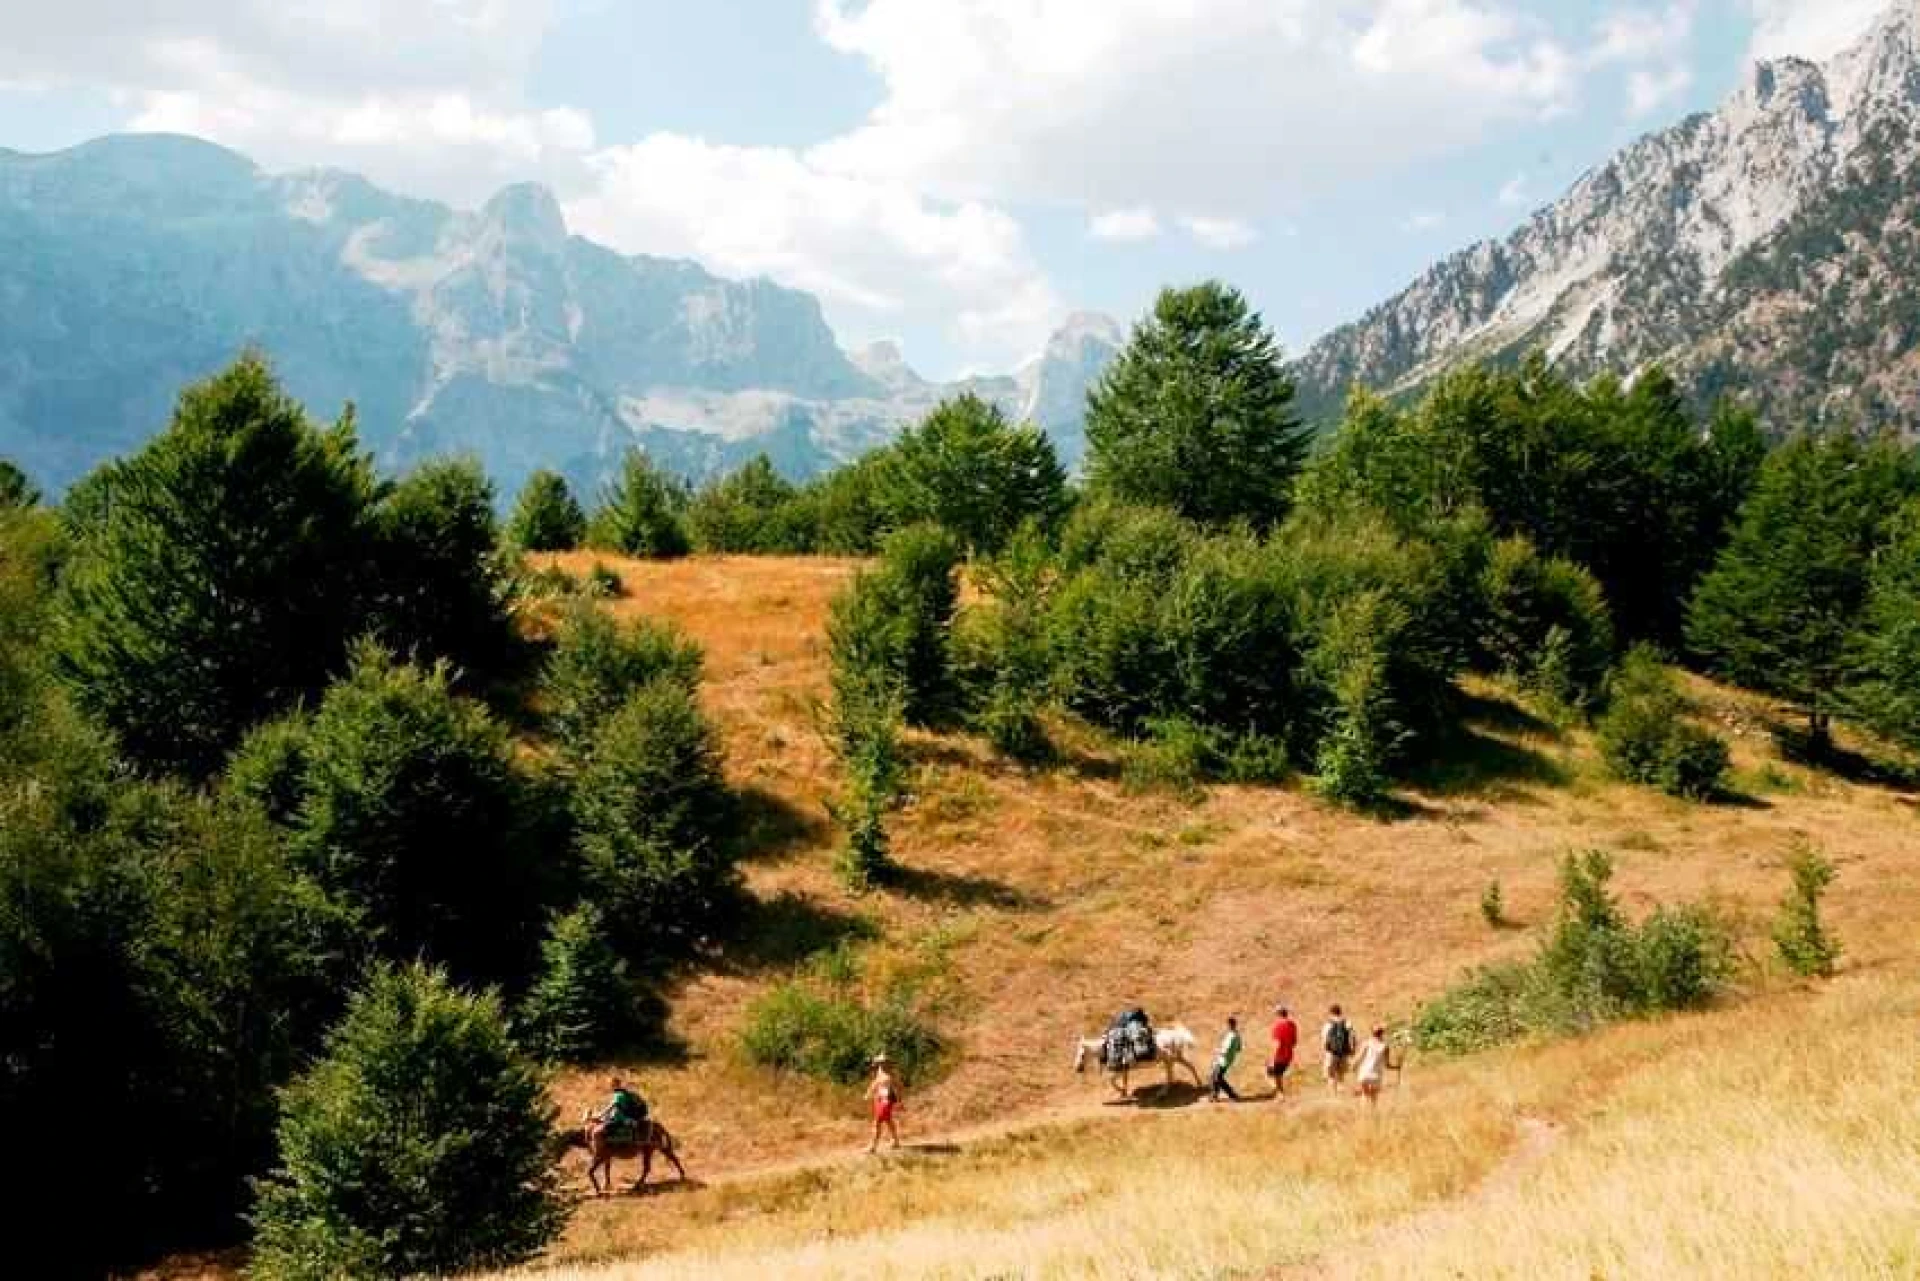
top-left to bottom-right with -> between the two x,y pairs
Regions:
1356,1026 -> 1395,1105
865,1054 -> 901,1153
1209,1016 -> 1243,1102
1267,1004 -> 1298,1099
1322,1005 -> 1355,1092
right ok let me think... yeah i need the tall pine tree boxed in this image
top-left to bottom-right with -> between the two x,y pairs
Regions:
1085,282 -> 1309,528
1687,432 -> 1911,749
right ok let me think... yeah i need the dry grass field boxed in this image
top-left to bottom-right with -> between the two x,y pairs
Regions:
459,551 -> 1920,1280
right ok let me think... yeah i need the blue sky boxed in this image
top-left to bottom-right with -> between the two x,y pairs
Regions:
0,1 -> 1896,377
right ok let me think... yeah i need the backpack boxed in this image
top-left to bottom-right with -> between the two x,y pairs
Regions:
1326,1020 -> 1353,1057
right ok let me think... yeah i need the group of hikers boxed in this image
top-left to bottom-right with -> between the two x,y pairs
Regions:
1199,1004 -> 1399,1104
577,1004 -> 1398,1182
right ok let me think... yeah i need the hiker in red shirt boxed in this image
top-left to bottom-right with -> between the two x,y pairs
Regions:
1267,1004 -> 1299,1099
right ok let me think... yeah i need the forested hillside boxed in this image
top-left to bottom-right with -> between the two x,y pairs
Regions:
4,279 -> 1918,1280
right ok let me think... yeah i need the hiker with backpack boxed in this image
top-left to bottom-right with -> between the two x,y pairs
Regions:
1322,1005 -> 1355,1092
588,1075 -> 647,1145
1267,1004 -> 1298,1099
1209,1016 -> 1243,1102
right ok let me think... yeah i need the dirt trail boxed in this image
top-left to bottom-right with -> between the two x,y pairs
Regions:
1278,1114 -> 1565,1279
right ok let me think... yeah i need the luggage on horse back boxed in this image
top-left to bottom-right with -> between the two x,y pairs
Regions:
1105,1008 -> 1155,1069
601,1087 -> 648,1144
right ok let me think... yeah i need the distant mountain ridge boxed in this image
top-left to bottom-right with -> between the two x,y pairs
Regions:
1293,1 -> 1920,432
0,134 -> 1120,496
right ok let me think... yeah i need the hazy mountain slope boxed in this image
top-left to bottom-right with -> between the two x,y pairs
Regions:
1293,2 -> 1920,431
0,135 -> 1118,494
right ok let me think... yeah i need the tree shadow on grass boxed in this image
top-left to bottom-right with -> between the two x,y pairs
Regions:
733,784 -> 833,861
886,863 -> 1047,911
1771,721 -> 1918,789
714,891 -> 880,975
1456,689 -> 1567,742
1401,722 -> 1572,801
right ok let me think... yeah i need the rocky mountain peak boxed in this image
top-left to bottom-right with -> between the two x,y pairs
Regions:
480,182 -> 569,249
1290,1 -> 1920,432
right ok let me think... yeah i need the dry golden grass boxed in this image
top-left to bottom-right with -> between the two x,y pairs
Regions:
495,553 -> 1920,1278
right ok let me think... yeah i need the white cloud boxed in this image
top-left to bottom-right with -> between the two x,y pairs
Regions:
811,0 -> 1583,215
1498,174 -> 1531,207
1590,4 -> 1696,66
566,135 -> 1060,369
1180,215 -> 1258,250
1402,210 -> 1446,232
1089,207 -> 1161,242
1746,0 -> 1891,62
1625,64 -> 1694,116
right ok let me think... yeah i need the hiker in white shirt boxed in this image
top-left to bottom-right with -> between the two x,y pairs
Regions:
1355,1026 -> 1396,1105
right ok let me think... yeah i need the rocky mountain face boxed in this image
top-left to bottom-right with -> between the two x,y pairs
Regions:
0,134 -> 1118,496
1293,2 -> 1920,433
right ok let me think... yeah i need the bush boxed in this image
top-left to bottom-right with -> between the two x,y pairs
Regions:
571,679 -> 737,965
827,665 -> 906,891
505,469 -> 587,551
249,963 -> 565,1281
827,525 -> 961,728
588,449 -> 690,558
224,713 -> 314,827
0,456 -> 38,508
955,523 -> 1056,762
1308,591 -> 1408,808
365,457 -> 514,684
1479,536 -> 1615,709
739,954 -> 943,1087
1597,647 -> 1731,799
1481,879 -> 1505,928
583,561 -> 625,599
686,454 -> 817,553
516,905 -> 650,1061
1415,849 -> 1732,1054
540,601 -> 702,754
287,644 -> 541,986
1121,718 -> 1211,800
1774,843 -> 1840,977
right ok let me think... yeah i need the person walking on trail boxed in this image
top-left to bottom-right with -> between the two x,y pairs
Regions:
1209,1016 -> 1244,1102
1267,1004 -> 1299,1099
1322,1005 -> 1355,1092
865,1054 -> 901,1153
1356,1026 -> 1397,1106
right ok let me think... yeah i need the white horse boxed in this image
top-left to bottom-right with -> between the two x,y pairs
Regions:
1073,1023 -> 1203,1098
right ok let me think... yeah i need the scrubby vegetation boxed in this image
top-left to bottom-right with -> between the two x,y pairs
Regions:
1416,850 -> 1733,1055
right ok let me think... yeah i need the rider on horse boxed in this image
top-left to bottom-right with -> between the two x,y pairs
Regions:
589,1075 -> 648,1145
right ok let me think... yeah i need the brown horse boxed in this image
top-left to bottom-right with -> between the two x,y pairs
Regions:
564,1114 -> 688,1196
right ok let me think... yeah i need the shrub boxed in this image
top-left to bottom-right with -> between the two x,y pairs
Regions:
287,645 -> 542,985
1416,849 -> 1732,1054
505,469 -> 587,551
739,956 -> 943,1087
1774,843 -> 1840,977
588,450 -> 690,558
365,457 -> 514,684
0,456 -> 38,508
224,713 -> 313,827
686,454 -> 817,553
1120,718 -> 1210,800
1308,591 -> 1408,808
956,523 -> 1057,762
540,601 -> 702,753
571,679 -> 737,964
517,905 -> 650,1061
827,525 -> 960,728
1480,879 -> 1505,928
249,963 -> 565,1281
1479,536 -> 1614,708
827,665 -> 906,891
1597,647 -> 1731,799
583,562 -> 625,598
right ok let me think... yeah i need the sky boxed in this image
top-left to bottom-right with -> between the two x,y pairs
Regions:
0,0 -> 1900,378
